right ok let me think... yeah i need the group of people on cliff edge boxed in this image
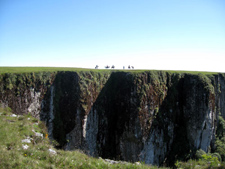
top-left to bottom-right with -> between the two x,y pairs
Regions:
95,65 -> 134,69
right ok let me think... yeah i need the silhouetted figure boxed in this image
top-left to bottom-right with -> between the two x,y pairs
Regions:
105,65 -> 110,69
131,66 -> 134,69
111,65 -> 115,69
128,65 -> 131,69
123,66 -> 125,69
95,65 -> 99,69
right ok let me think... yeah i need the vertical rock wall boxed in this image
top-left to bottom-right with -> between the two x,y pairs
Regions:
51,71 -> 111,148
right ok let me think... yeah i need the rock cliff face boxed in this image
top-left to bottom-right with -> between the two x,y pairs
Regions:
0,72 -> 55,118
1,70 -> 225,166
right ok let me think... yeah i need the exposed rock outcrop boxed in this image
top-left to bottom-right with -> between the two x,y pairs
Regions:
1,70 -> 225,166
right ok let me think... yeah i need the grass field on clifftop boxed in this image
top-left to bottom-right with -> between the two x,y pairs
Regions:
0,66 -> 218,75
0,67 -> 103,74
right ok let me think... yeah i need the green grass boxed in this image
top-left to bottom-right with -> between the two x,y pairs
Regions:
0,106 -> 165,169
0,67 -> 112,74
175,158 -> 225,169
0,66 -> 220,75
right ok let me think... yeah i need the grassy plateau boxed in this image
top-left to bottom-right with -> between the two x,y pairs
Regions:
0,66 -> 219,75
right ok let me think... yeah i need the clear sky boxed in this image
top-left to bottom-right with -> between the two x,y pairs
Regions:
0,0 -> 225,72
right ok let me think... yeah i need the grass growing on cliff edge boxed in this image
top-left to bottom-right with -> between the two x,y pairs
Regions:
0,67 -> 111,74
0,106 -> 165,169
0,66 -> 219,75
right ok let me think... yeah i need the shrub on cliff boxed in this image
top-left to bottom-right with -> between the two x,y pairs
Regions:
195,149 -> 206,160
215,115 -> 225,161
175,153 -> 223,169
217,115 -> 225,139
215,137 -> 225,161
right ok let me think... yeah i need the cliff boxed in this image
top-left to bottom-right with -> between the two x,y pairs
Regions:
1,68 -> 225,166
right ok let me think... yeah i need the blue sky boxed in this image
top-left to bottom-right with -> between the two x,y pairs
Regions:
0,0 -> 225,72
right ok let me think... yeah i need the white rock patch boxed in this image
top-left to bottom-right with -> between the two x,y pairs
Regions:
10,114 -> 17,117
22,144 -> 29,150
32,129 -> 43,139
22,138 -> 32,143
28,88 -> 41,118
48,148 -> 57,155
